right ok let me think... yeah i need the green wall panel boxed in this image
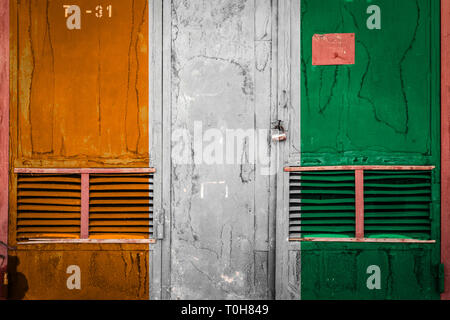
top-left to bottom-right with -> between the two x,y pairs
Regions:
301,0 -> 439,166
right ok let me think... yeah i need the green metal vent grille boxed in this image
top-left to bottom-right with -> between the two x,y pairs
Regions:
364,171 -> 432,240
289,171 -> 355,239
288,170 -> 433,240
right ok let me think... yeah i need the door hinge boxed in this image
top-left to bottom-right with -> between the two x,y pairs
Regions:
156,208 -> 165,240
438,263 -> 445,294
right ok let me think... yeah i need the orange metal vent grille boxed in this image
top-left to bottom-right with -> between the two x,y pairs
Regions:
89,173 -> 154,239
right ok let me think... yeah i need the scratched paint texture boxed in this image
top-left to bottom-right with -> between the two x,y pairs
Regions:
13,0 -> 149,168
299,0 -> 441,299
301,243 -> 438,300
167,0 -> 275,299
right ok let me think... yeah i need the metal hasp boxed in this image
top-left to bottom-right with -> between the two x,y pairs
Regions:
441,0 -> 450,301
0,0 -> 9,301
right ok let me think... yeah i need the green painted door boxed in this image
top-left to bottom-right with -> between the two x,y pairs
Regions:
299,0 -> 441,299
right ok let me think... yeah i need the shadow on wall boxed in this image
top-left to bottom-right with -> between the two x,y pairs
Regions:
7,256 -> 29,300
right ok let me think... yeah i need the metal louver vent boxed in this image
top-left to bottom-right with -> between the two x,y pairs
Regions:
289,171 -> 355,239
17,174 -> 81,240
89,173 -> 154,239
364,171 -> 432,240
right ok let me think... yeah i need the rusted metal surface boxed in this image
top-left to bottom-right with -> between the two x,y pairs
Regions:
312,33 -> 355,66
442,0 -> 450,301
7,244 -> 149,300
0,0 -> 9,301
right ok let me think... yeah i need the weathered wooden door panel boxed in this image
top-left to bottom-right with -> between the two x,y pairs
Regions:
162,0 -> 276,299
8,0 -> 152,300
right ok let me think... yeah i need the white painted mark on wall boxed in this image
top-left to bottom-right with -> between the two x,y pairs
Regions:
200,181 -> 229,199
64,4 -> 113,30
367,5 -> 381,30
366,265 -> 381,290
66,265 -> 81,290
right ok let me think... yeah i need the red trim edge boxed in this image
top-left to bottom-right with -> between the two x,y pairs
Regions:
355,170 -> 365,239
80,173 -> 90,239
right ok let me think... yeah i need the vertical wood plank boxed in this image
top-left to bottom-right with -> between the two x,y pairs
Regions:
276,0 -> 302,300
254,0 -> 275,298
267,0 -> 279,299
442,0 -> 450,301
255,0 -> 272,41
275,0 -> 291,300
254,0 -> 272,253
0,0 -> 10,300
160,0 -> 172,300
355,170 -> 365,239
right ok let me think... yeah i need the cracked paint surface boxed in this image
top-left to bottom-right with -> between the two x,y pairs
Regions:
169,0 -> 273,299
8,0 -> 151,300
15,0 -> 149,168
301,0 -> 435,166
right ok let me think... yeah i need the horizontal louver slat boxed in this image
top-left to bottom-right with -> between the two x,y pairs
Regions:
17,174 -> 82,240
